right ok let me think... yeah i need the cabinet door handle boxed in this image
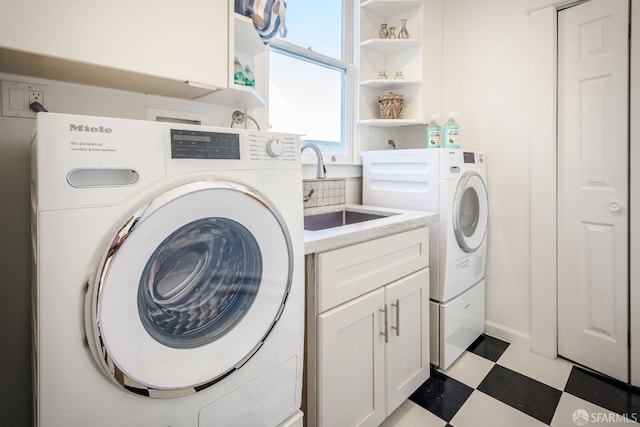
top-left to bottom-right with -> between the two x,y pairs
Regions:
379,305 -> 388,343
390,299 -> 400,336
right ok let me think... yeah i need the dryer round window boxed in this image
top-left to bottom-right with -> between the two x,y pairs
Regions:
458,188 -> 480,238
84,180 -> 293,397
138,217 -> 262,349
453,171 -> 488,253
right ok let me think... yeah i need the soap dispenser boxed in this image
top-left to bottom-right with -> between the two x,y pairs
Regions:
426,114 -> 441,148
443,112 -> 461,149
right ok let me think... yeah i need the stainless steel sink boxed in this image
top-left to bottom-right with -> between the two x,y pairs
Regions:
304,209 -> 391,231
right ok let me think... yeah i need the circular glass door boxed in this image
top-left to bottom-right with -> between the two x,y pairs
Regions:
453,171 -> 488,253
84,180 -> 293,397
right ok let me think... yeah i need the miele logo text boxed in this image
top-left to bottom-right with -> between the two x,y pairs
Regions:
69,124 -> 113,133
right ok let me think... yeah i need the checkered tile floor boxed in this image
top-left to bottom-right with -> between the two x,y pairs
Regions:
381,335 -> 640,426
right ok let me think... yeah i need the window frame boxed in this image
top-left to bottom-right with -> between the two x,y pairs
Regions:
267,0 -> 356,164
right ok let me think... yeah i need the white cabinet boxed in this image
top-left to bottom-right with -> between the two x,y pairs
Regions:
385,270 -> 431,412
358,0 -> 425,128
0,0 -> 266,104
317,288 -> 385,427
305,227 -> 430,427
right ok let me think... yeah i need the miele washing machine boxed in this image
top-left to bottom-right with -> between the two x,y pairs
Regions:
31,113 -> 304,427
362,148 -> 488,369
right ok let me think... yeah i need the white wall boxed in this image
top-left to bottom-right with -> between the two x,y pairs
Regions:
442,0 -> 532,344
0,71 -> 241,424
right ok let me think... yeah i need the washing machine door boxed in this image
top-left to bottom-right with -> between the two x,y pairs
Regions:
453,171 -> 488,253
84,180 -> 294,398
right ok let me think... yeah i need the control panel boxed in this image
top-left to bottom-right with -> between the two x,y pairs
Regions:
170,129 -> 240,160
247,133 -> 297,161
169,126 -> 299,162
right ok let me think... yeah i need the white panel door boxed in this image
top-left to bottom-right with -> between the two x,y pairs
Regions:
317,289 -> 385,427
385,268 -> 430,417
557,0 -> 629,382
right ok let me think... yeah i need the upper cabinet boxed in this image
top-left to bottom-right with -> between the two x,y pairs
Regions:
0,0 -> 266,104
358,0 -> 425,127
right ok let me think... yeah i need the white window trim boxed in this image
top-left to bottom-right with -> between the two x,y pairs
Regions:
267,0 -> 357,165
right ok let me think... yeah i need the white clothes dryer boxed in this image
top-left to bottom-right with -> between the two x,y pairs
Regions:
362,148 -> 488,369
31,113 -> 305,427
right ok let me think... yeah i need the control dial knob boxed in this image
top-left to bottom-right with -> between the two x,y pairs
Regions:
266,138 -> 285,158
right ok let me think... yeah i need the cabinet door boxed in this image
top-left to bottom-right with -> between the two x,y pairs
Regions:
0,0 -> 227,89
385,268 -> 430,416
317,289 -> 385,427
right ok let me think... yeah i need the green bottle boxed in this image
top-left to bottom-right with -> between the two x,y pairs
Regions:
426,114 -> 441,148
234,57 -> 245,86
244,65 -> 255,88
443,112 -> 460,149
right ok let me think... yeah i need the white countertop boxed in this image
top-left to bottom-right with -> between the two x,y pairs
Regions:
303,204 -> 438,254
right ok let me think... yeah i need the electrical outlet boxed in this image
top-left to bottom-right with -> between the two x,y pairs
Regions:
29,90 -> 44,106
1,80 -> 49,118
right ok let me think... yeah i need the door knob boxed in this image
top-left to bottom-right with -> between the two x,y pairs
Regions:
609,202 -> 621,213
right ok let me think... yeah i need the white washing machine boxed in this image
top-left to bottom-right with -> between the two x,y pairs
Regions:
362,148 -> 488,369
31,113 -> 305,427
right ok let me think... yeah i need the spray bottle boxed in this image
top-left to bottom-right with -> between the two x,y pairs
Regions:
426,114 -> 441,148
443,112 -> 460,149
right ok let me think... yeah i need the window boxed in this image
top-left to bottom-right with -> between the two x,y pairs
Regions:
268,0 -> 354,162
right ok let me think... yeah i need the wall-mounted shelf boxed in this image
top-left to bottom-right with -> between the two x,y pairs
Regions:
198,83 -> 266,108
360,39 -> 421,55
359,119 -> 425,128
361,79 -> 422,89
360,0 -> 422,18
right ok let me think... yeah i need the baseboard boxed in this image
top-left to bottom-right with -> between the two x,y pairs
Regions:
485,320 -> 531,349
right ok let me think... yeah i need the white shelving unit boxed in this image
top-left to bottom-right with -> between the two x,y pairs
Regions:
199,13 -> 267,109
358,0 -> 428,146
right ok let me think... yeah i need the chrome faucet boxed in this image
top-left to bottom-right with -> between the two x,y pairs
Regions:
301,143 -> 327,179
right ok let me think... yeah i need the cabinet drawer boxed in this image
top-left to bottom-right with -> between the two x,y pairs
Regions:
316,227 -> 428,313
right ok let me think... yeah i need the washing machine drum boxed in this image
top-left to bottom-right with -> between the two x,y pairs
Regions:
453,171 -> 488,253
84,180 -> 293,398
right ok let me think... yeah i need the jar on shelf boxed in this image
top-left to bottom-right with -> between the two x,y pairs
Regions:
377,70 -> 388,79
394,71 -> 404,80
398,19 -> 409,39
378,23 -> 389,39
388,26 -> 397,39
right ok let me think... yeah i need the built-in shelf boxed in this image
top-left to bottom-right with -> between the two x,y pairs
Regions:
361,79 -> 422,89
198,83 -> 266,108
359,0 -> 426,145
360,0 -> 422,18
360,39 -> 421,55
359,119 -> 425,128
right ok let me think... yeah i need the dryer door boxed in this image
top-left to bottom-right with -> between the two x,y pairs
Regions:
84,180 -> 293,398
453,171 -> 488,253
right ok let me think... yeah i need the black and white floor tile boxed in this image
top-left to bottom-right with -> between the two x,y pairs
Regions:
381,335 -> 640,426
